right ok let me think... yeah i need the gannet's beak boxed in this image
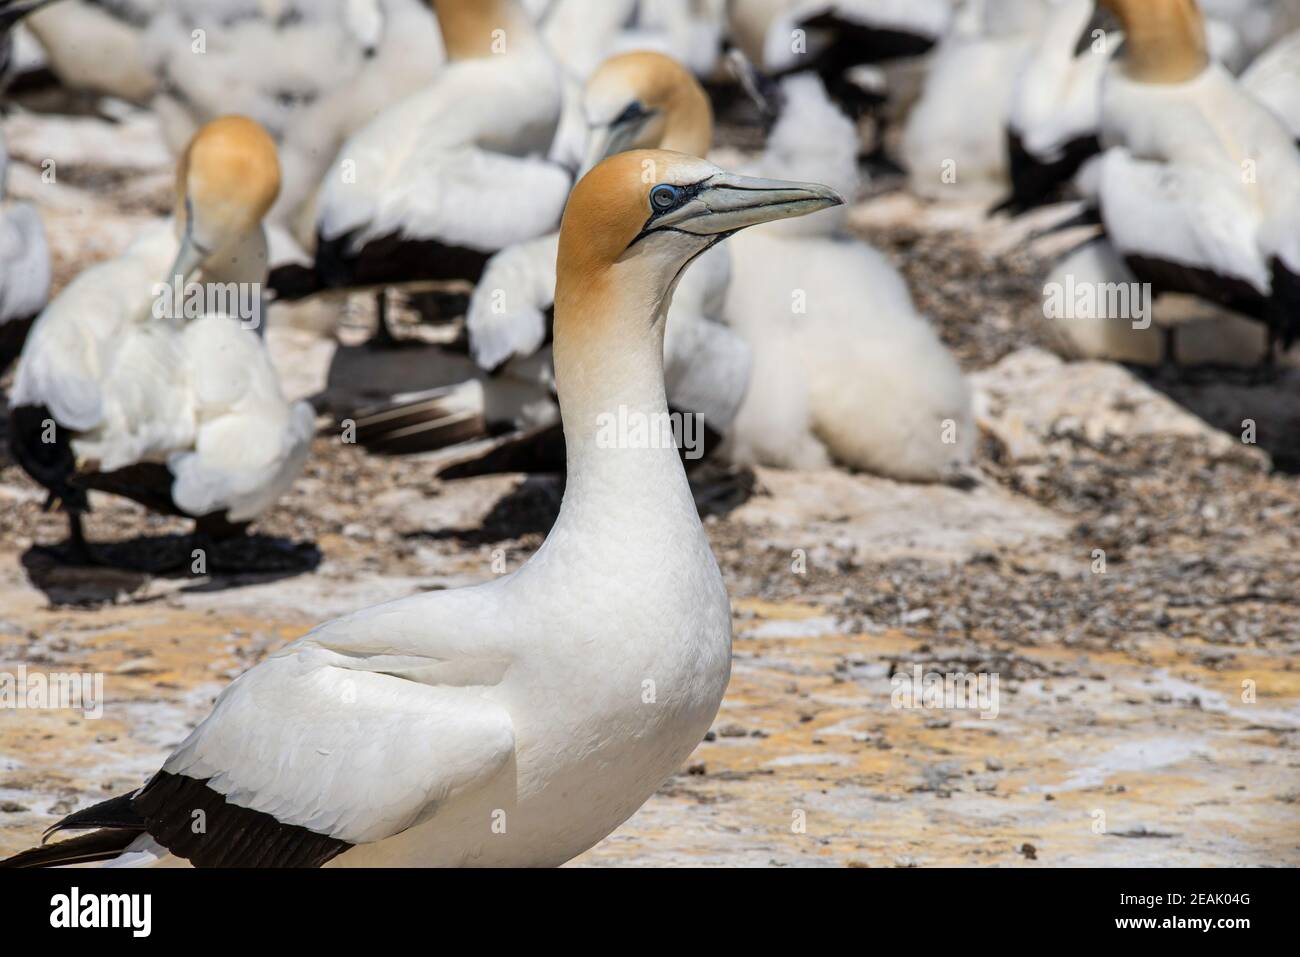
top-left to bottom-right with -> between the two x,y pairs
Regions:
653,173 -> 843,236
164,221 -> 210,286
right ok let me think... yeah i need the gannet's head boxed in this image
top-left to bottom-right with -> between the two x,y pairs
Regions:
581,51 -> 712,175
1101,0 -> 1208,83
557,150 -> 841,323
170,116 -> 280,281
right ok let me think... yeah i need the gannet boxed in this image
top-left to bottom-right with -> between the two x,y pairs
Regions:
469,51 -> 746,410
1,150 -> 841,868
1095,0 -> 1300,359
21,0 -> 162,103
998,0 -> 1265,215
142,0 -> 441,246
268,0 -> 570,348
8,116 -> 315,560
724,71 -> 975,481
368,50 -> 751,466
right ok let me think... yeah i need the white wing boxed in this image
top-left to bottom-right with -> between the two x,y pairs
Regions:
372,146 -> 570,253
161,596 -> 516,845
1098,148 -> 1270,292
10,223 -> 175,429
467,231 -> 559,370
317,53 -> 567,250
168,316 -> 315,521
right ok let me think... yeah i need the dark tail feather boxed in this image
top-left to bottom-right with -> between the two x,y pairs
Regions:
352,382 -> 488,455
0,789 -> 145,868
1026,204 -> 1104,242
43,790 -> 143,839
1,828 -> 143,868
266,261 -> 323,302
438,423 -> 566,479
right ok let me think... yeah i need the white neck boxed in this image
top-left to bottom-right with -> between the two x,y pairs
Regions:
550,289 -> 699,536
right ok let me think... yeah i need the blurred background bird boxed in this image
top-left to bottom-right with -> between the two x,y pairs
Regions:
0,0 -> 1297,564
7,116 -> 314,568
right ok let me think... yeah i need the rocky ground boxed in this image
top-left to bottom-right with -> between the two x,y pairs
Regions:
1,105 -> 1297,867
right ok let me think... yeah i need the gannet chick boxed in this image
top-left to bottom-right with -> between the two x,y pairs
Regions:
1,150 -> 841,869
8,117 -> 314,561
1095,0 -> 1300,360
21,0 -> 162,103
725,73 -> 975,482
269,0 -> 570,348
0,120 -> 51,375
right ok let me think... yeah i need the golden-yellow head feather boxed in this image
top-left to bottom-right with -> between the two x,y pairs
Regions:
585,51 -> 713,157
431,0 -> 530,61
558,149 -> 694,297
175,115 -> 280,245
1102,0 -> 1208,83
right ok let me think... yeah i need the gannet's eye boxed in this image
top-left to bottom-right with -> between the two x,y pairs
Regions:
613,101 -> 647,126
650,184 -> 681,211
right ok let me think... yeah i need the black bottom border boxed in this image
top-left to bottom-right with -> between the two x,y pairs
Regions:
1,866 -> 1285,942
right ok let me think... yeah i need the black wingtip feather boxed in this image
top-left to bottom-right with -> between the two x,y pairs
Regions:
43,790 -> 144,840
1,828 -> 142,869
